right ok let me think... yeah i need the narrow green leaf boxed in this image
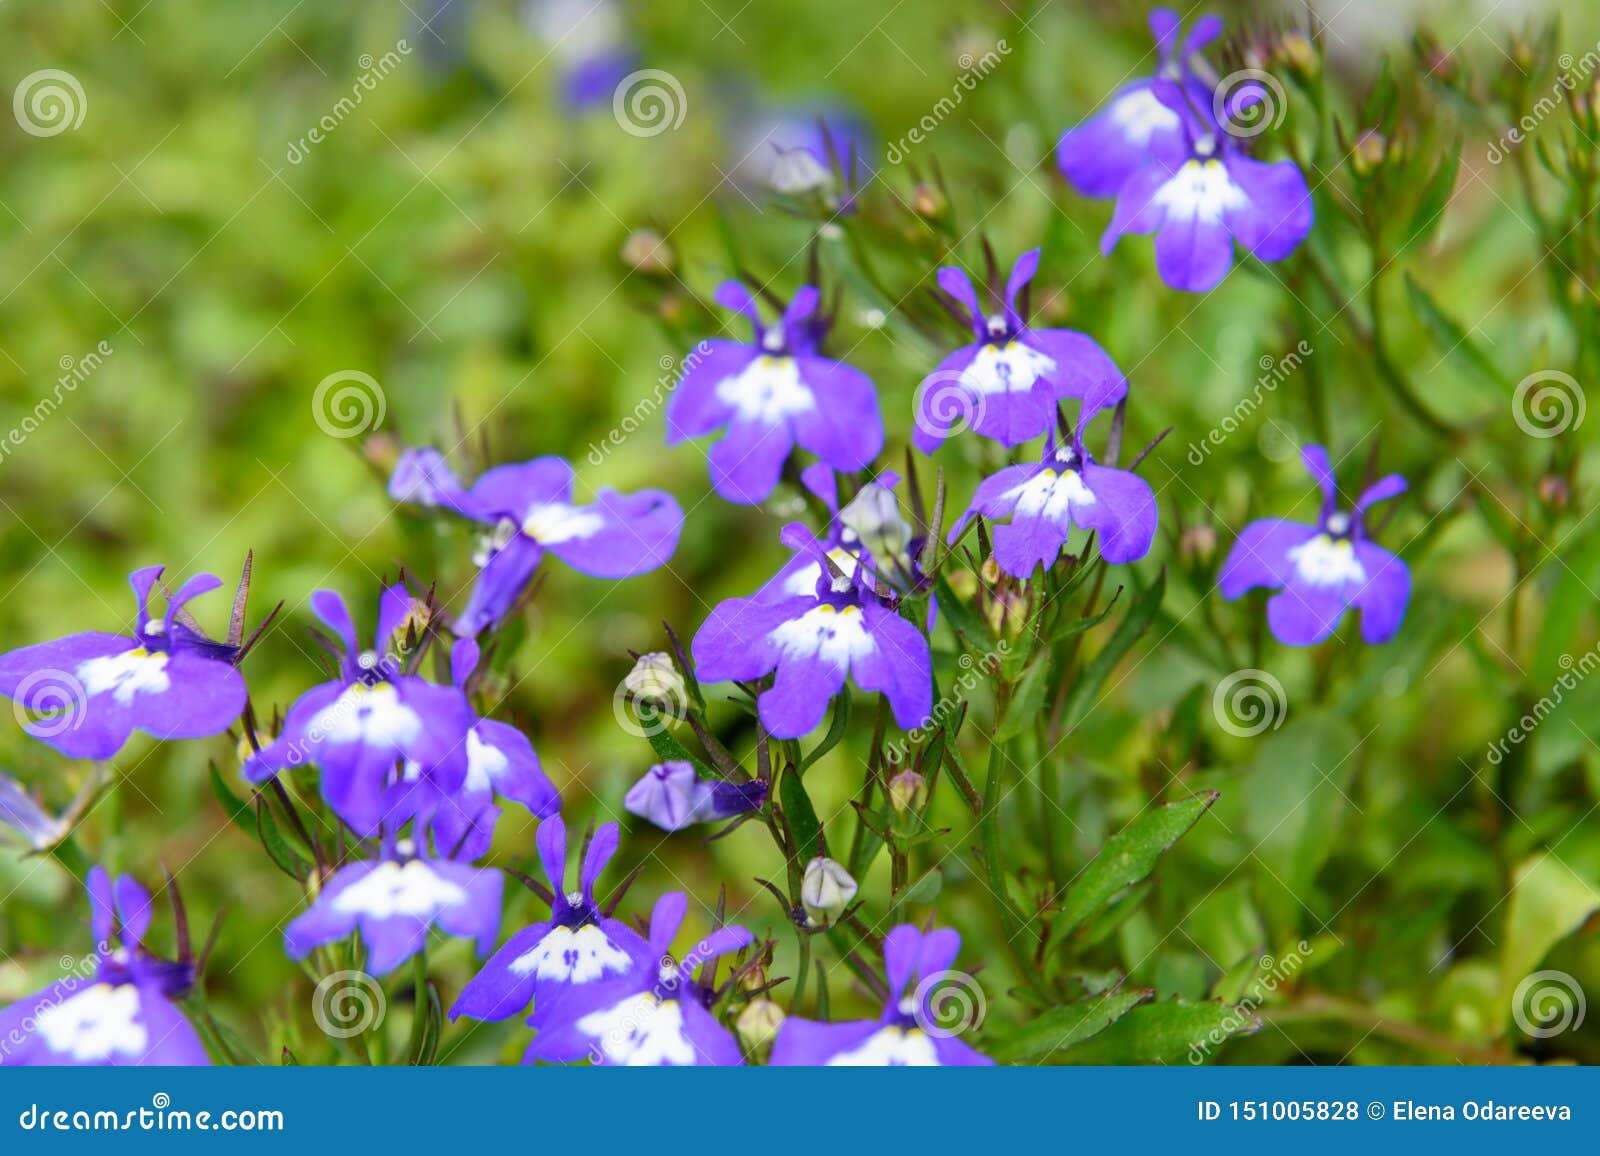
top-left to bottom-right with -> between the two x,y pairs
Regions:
210,763 -> 253,834
1058,568 -> 1166,732
1401,147 -> 1460,253
1050,997 -> 1261,1064
1050,791 -> 1218,947
1500,851 -> 1600,1023
989,987 -> 1153,1062
996,658 -> 1050,740
1403,272 -> 1501,385
644,716 -> 714,776
780,765 -> 823,863
255,802 -> 310,882
801,686 -> 850,770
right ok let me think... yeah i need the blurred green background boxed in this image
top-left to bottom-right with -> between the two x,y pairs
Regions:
3,0 -> 1600,1064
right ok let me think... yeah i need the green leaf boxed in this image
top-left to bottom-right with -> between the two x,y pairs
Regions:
210,762 -> 253,834
1403,272 -> 1501,386
780,765 -> 823,863
1057,568 -> 1166,732
1500,851 -> 1600,1018
801,686 -> 850,770
1401,147 -> 1460,254
890,867 -> 943,915
996,657 -> 1050,740
1242,713 -> 1360,900
1050,791 -> 1218,947
989,986 -> 1153,1062
1050,997 -> 1261,1064
255,802 -> 310,882
934,574 -> 992,646
643,715 -> 713,776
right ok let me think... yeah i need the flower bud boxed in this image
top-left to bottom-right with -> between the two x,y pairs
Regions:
1352,130 -> 1387,176
801,857 -> 858,928
911,181 -> 947,219
1179,525 -> 1218,565
840,482 -> 914,568
624,651 -> 687,709
1276,32 -> 1317,77
620,228 -> 674,275
1538,474 -> 1571,510
735,998 -> 786,1059
888,769 -> 927,815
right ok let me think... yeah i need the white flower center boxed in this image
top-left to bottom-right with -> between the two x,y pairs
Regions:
510,923 -> 634,984
577,992 -> 698,1066
960,341 -> 1057,396
1287,534 -> 1367,588
35,982 -> 148,1062
464,728 -> 507,793
332,859 -> 468,920
1003,466 -> 1097,523
826,1024 -> 941,1066
716,355 -> 816,424
307,682 -> 421,748
769,604 -> 876,669
77,648 -> 170,705
782,546 -> 862,597
1109,85 -> 1183,144
522,503 -> 604,544
1152,158 -> 1248,224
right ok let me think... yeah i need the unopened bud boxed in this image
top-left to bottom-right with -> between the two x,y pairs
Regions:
888,770 -> 928,815
736,998 -> 786,1058
1277,32 -> 1317,77
1179,525 -> 1218,565
621,228 -> 674,275
1352,130 -> 1387,176
624,651 -> 687,708
1538,474 -> 1571,510
801,857 -> 858,928
911,181 -> 947,218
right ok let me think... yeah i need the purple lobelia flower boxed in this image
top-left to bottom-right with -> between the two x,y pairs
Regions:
730,101 -> 874,198
389,449 -> 682,636
1057,9 -> 1220,198
0,566 -> 247,761
525,891 -> 751,1066
523,0 -> 636,109
285,839 -> 503,976
1218,445 -> 1410,646
760,464 -> 921,602
693,523 -> 933,738
913,249 -> 1127,452
770,924 -> 992,1066
623,760 -> 768,833
1099,80 -> 1312,293
0,868 -> 209,1066
243,584 -> 476,838
412,637 -> 561,861
948,421 -> 1158,578
666,283 -> 883,505
451,816 -> 650,1024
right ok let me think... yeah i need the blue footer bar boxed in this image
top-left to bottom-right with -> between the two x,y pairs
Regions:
0,1066 -> 1588,1152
